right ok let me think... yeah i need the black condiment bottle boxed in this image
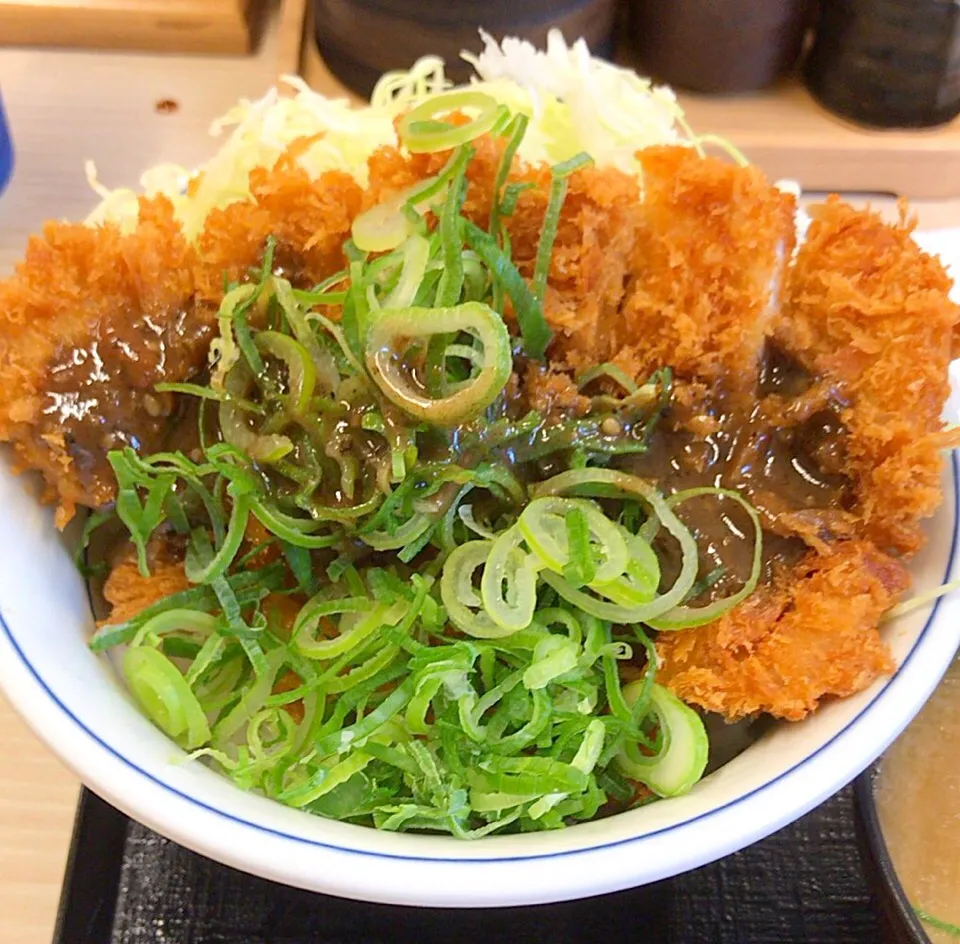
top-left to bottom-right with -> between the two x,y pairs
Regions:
627,0 -> 813,94
805,0 -> 960,128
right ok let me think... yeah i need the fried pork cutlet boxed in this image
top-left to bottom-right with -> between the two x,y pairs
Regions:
653,199 -> 958,721
0,160 -> 361,526
656,540 -> 909,721
102,542 -> 190,625
611,146 -> 796,391
0,197 -> 203,526
2,127 -> 956,729
366,135 -> 646,373
777,197 -> 960,556
367,143 -> 798,394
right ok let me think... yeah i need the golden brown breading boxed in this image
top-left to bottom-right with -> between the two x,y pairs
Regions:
194,157 -> 362,303
2,129 -> 956,733
101,546 -> 190,625
777,197 -> 960,555
511,164 -> 643,369
519,362 -> 592,418
657,539 -> 909,721
613,146 -> 796,389
366,136 -> 645,371
0,197 -> 200,525
100,519 -> 280,626
366,142 -> 801,392
0,155 -> 363,527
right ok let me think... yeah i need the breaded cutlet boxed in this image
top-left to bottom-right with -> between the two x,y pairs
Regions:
777,197 -> 960,556
1,136 -> 956,728
611,146 -> 797,391
656,539 -> 909,721
0,161 -> 362,526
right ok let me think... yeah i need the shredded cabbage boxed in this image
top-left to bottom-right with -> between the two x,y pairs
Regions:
83,30 -> 716,237
373,30 -> 688,172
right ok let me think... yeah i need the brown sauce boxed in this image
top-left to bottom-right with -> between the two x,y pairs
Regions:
620,343 -> 853,599
40,308 -> 214,494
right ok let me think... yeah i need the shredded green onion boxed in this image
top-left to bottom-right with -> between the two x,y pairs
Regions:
532,152 -> 593,306
915,909 -> 960,938
616,682 -> 708,798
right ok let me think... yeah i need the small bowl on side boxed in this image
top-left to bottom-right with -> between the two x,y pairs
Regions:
854,766 -> 932,944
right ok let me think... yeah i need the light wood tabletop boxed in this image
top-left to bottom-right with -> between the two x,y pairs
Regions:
1,10 -> 960,943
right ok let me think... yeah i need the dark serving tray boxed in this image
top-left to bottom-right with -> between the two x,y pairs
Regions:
54,786 -> 883,944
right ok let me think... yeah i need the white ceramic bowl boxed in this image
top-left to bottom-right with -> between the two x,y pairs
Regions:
1,442 -> 958,907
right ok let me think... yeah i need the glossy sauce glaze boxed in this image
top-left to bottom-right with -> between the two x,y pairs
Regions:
40,308 -> 214,501
620,343 -> 852,600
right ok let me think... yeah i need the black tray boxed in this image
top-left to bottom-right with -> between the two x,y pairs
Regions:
54,786 -> 883,944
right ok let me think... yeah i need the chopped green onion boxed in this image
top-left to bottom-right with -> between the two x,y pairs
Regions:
518,496 -> 628,587
915,909 -> 960,938
219,364 -> 293,463
351,191 -> 415,253
255,330 -> 316,414
489,113 -> 529,237
616,682 -> 708,798
382,233 -> 431,310
365,302 -> 511,425
271,276 -> 339,394
440,540 -> 512,639
434,146 -> 472,308
480,526 -> 538,633
461,219 -> 551,360
576,362 -> 639,396
123,646 -> 211,750
294,597 -> 404,660
398,91 -> 500,153
532,154 -> 593,306
646,487 -> 762,630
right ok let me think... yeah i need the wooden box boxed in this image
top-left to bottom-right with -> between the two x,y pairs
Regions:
0,0 -> 259,55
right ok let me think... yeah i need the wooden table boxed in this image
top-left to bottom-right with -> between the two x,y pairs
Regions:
1,15 -> 959,943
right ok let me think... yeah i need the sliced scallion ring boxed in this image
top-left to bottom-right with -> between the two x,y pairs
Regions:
255,331 -> 316,414
616,682 -> 708,798
440,540 -> 514,639
646,487 -> 763,629
123,646 -> 211,750
271,276 -> 339,395
352,191 -> 415,253
480,526 -> 539,633
592,534 -> 661,605
533,469 -> 699,622
220,363 -> 293,463
294,597 -> 405,660
360,513 -> 433,551
518,496 -> 629,586
382,233 -> 431,310
522,635 -> 580,690
398,91 -> 499,153
365,302 -> 511,425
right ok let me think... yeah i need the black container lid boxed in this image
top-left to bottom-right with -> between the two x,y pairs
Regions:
804,0 -> 960,129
